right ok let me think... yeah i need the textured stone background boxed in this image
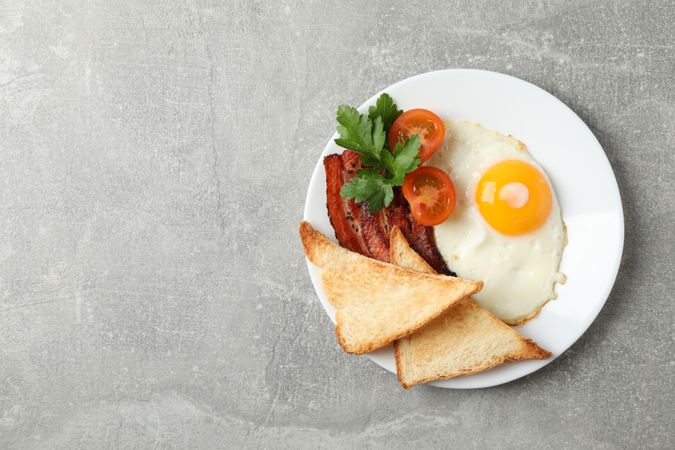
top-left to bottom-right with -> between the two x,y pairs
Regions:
0,0 -> 673,448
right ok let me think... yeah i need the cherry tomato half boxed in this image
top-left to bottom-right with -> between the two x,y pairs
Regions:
388,109 -> 445,162
402,166 -> 456,226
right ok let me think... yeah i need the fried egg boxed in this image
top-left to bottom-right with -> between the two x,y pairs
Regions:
427,121 -> 566,324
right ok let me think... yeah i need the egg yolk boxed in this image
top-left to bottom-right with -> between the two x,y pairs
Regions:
476,160 -> 552,235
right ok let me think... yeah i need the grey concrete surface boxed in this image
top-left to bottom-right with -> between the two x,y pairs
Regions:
0,0 -> 673,448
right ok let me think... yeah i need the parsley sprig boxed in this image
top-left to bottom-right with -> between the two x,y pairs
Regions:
336,94 -> 420,213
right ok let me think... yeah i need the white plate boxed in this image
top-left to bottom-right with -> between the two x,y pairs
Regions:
302,69 -> 624,388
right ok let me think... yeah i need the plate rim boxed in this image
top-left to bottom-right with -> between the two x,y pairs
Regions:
302,68 -> 624,389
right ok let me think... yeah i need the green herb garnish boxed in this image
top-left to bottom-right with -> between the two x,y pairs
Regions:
336,93 -> 420,213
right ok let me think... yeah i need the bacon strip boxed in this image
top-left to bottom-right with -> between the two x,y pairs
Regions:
341,150 -> 391,262
340,151 -> 373,255
385,190 -> 412,239
340,150 -> 361,177
359,204 -> 390,262
324,151 -> 453,275
407,209 -> 453,275
324,154 -> 369,256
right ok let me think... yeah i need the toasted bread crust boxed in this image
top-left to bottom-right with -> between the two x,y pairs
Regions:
394,298 -> 551,387
396,335 -> 551,388
299,221 -> 354,268
390,227 -> 435,273
393,339 -> 409,388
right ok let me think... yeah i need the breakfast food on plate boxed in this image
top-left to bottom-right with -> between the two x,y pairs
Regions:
388,108 -> 446,162
389,227 -> 551,388
324,94 -> 452,274
402,165 -> 456,227
300,221 -> 482,355
324,150 -> 451,274
301,92 -> 566,387
427,121 -> 566,324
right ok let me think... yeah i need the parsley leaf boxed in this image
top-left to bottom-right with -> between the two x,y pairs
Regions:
340,169 -> 394,213
368,92 -> 402,134
334,105 -> 385,166
381,135 -> 422,185
335,94 -> 420,213
364,183 -> 394,213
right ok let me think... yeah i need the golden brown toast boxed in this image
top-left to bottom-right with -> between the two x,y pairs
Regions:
390,227 -> 551,388
299,221 -> 482,355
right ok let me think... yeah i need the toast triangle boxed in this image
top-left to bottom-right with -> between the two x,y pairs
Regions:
390,227 -> 551,388
299,221 -> 483,355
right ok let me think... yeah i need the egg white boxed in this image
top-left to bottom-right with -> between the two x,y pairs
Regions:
427,121 -> 566,325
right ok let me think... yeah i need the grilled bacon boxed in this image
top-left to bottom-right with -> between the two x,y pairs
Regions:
323,154 -> 369,256
406,209 -> 452,275
324,151 -> 453,276
359,204 -> 390,261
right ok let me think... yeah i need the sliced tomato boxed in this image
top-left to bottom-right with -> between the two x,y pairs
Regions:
402,166 -> 456,226
388,109 -> 445,162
